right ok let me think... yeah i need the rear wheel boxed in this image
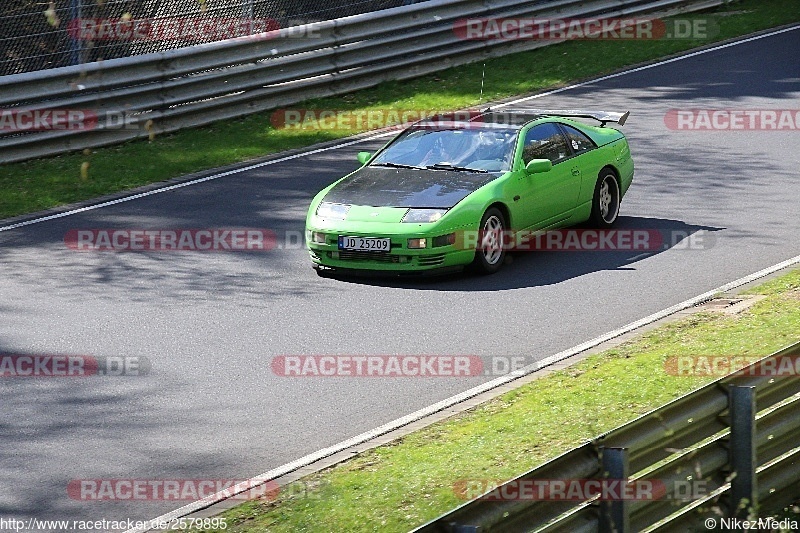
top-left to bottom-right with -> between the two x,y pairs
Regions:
589,169 -> 620,228
470,207 -> 507,275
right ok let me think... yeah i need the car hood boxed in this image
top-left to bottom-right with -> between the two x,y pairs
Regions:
321,166 -> 499,209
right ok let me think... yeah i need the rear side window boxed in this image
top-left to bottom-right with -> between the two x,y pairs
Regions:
521,123 -> 569,164
560,124 -> 596,155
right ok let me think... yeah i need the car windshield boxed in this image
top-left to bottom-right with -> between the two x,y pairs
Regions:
371,126 -> 518,173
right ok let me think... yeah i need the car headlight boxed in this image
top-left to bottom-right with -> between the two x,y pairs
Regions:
316,202 -> 350,220
402,208 -> 447,223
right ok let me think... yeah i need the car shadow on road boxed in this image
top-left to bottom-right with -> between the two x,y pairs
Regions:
327,216 -> 725,291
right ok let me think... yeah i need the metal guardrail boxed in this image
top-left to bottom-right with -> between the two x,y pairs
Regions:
0,0 -> 412,76
0,0 -> 724,163
413,340 -> 800,532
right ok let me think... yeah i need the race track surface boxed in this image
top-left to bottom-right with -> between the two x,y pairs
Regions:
1,27 -> 798,527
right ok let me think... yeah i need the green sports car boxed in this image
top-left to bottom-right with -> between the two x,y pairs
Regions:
305,108 -> 633,275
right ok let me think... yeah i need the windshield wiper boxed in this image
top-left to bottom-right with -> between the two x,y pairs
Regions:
425,163 -> 488,173
372,162 -> 425,170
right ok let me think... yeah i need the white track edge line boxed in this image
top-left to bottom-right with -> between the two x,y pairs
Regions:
0,134 -> 396,233
126,252 -> 800,533
493,24 -> 800,108
5,24 -> 799,236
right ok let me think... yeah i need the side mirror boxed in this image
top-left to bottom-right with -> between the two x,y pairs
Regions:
357,152 -> 372,165
525,159 -> 552,174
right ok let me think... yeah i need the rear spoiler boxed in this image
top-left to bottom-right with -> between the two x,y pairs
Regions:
495,108 -> 630,127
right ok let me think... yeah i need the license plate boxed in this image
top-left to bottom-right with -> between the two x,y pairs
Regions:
338,236 -> 391,251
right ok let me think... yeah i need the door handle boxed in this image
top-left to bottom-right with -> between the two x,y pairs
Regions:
571,168 -> 580,176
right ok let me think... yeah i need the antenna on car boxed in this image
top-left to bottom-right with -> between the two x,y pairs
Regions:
479,63 -> 486,104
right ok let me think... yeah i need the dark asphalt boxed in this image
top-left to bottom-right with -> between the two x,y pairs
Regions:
0,27 -> 798,528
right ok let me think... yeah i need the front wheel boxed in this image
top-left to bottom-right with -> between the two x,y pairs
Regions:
470,207 -> 507,275
589,169 -> 620,228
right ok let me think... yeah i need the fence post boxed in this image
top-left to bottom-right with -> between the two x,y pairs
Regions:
69,0 -> 83,66
600,447 -> 629,533
728,385 -> 757,519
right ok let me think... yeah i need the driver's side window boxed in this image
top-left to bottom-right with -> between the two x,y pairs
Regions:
522,123 -> 569,164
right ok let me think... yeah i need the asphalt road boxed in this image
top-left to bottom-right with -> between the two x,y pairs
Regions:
1,27 -> 799,529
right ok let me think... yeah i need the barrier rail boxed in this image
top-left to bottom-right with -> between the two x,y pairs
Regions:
0,0 -> 723,163
413,340 -> 800,532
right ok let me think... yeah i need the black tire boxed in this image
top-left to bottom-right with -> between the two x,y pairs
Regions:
470,207 -> 507,275
589,169 -> 621,228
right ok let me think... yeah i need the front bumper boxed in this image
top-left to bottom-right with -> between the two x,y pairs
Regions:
306,227 -> 475,272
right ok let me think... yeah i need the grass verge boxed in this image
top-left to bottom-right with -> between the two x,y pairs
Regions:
1,0 -> 800,219
193,268 -> 800,532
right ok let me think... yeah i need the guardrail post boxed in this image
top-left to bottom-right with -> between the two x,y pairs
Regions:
728,385 -> 757,519
599,447 -> 629,533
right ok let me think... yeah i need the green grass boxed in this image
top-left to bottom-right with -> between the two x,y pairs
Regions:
193,269 -> 800,532
2,0 -> 800,219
